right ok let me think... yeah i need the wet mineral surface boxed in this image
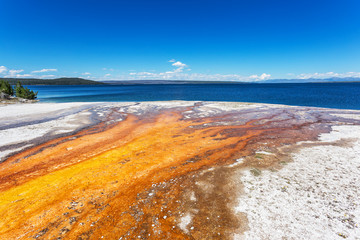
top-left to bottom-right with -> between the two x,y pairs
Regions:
0,101 -> 359,239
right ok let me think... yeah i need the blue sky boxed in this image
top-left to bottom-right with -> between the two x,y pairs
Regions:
1,0 -> 360,81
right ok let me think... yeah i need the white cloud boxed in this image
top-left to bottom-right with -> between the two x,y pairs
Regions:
172,61 -> 187,68
0,66 -> 7,74
82,72 -> 91,75
2,69 -> 33,78
125,70 -> 360,81
20,74 -> 32,77
39,75 -> 56,79
164,60 -> 189,74
296,72 -> 360,79
104,73 -> 111,77
249,73 -> 271,81
5,70 -> 29,78
9,69 -> 24,75
31,69 -> 58,73
127,71 -> 271,82
123,60 -> 271,81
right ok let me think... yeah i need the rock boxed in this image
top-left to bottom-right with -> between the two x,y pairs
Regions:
0,92 -> 11,100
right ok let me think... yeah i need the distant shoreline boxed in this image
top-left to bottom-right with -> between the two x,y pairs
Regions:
2,77 -> 105,86
103,80 -> 360,85
1,77 -> 360,85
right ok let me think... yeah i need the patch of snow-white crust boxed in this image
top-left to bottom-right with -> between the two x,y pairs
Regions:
178,213 -> 193,233
235,125 -> 360,240
0,102 -> 90,117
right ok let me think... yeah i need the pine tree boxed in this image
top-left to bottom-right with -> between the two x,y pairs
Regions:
15,81 -> 38,99
0,79 -> 14,96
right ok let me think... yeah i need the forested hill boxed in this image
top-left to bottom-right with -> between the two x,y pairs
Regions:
2,77 -> 105,85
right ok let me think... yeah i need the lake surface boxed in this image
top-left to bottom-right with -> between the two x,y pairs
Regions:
28,82 -> 360,110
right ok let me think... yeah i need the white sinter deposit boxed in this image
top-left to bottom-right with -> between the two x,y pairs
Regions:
0,103 -> 96,161
235,125 -> 360,240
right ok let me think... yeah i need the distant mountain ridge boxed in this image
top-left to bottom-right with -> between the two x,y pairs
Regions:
104,77 -> 360,84
1,77 -> 360,85
102,80 -> 248,85
260,77 -> 360,83
2,77 -> 105,85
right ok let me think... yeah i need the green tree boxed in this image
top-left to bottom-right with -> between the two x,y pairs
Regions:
0,79 -> 14,96
15,81 -> 38,99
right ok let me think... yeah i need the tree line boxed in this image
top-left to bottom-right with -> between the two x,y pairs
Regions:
3,77 -> 105,85
0,79 -> 38,99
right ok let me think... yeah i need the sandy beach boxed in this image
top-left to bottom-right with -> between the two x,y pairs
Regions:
0,101 -> 359,239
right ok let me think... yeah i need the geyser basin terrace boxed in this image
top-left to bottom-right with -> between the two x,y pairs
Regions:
0,101 -> 359,239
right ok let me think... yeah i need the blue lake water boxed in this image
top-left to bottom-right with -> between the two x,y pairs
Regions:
27,83 -> 360,110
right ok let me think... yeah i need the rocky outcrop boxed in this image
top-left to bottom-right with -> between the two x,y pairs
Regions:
0,92 -> 11,100
0,94 -> 39,104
